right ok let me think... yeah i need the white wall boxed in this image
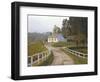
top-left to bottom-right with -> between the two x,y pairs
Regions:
0,0 -> 99,82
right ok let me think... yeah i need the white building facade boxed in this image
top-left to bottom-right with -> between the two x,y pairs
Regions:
48,34 -> 65,43
48,37 -> 58,43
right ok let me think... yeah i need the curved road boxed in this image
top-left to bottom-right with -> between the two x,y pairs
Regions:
45,44 -> 74,65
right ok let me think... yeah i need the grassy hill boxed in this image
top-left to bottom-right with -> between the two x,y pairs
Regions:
28,41 -> 47,56
52,42 -> 67,47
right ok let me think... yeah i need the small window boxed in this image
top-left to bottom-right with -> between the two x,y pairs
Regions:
55,38 -> 56,41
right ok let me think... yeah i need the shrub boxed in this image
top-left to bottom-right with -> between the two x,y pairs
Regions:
52,42 -> 67,47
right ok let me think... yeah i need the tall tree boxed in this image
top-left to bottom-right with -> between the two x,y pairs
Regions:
69,17 -> 88,47
61,19 -> 71,38
53,25 -> 61,34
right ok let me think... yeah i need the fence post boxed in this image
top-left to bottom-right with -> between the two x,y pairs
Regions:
31,56 -> 33,66
37,54 -> 40,64
45,51 -> 47,61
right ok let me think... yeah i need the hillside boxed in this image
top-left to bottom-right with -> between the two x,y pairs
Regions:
28,41 -> 47,56
28,32 -> 51,42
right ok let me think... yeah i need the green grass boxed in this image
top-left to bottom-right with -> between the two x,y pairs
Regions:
39,51 -> 54,66
69,47 -> 87,54
66,42 -> 87,54
52,42 -> 67,47
33,51 -> 54,66
28,41 -> 47,56
61,48 -> 88,64
65,41 -> 87,48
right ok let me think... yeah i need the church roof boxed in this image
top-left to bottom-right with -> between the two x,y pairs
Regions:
48,34 -> 65,41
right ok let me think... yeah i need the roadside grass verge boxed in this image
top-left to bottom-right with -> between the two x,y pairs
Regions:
52,42 -> 67,47
61,48 -> 88,64
68,47 -> 87,54
39,51 -> 54,66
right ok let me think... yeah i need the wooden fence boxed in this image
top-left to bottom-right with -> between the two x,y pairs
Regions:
66,48 -> 87,58
28,50 -> 51,66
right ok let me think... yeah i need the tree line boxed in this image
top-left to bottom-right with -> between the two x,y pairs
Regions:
53,17 -> 88,47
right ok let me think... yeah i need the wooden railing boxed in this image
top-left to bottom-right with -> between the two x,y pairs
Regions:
28,50 -> 51,66
66,48 -> 87,58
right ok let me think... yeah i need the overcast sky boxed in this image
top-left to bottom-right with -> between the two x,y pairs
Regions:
28,15 -> 69,33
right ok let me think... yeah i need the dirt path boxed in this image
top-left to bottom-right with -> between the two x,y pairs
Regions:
51,47 -> 74,65
45,44 -> 74,65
